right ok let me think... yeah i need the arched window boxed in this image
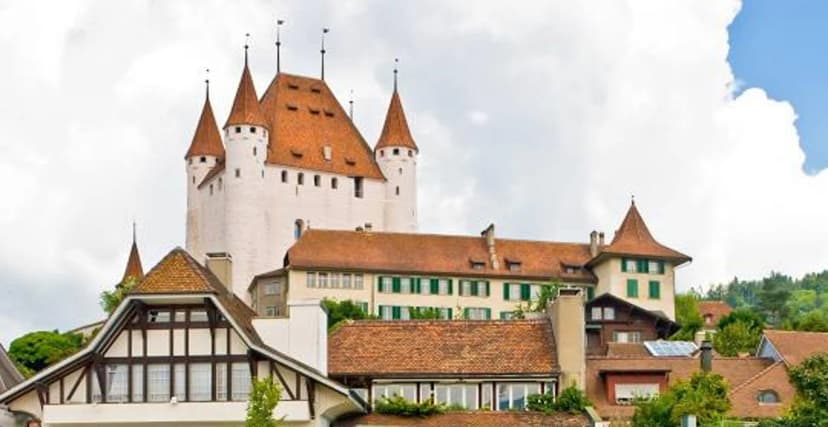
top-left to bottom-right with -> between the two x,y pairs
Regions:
281,170 -> 288,183
298,173 -> 304,185
757,390 -> 780,404
294,219 -> 304,240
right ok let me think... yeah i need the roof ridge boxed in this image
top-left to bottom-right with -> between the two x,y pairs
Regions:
728,360 -> 785,395
302,228 -> 591,247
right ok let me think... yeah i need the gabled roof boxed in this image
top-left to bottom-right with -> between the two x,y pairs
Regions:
259,73 -> 384,179
762,329 -> 828,366
698,301 -> 733,326
224,63 -> 268,129
185,91 -> 225,159
0,344 -> 24,394
129,247 -> 224,295
586,293 -> 680,336
328,319 -> 558,377
591,202 -> 691,265
375,90 -> 418,152
122,239 -> 144,282
284,229 -> 596,282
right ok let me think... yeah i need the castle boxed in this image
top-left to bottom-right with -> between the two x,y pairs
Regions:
185,50 -> 418,299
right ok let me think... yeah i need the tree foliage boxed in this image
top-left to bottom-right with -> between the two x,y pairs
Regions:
527,384 -> 592,415
672,293 -> 703,341
322,298 -> 373,329
511,283 -> 560,319
373,395 -> 447,417
100,277 -> 138,315
8,330 -> 85,373
760,353 -> 828,426
712,321 -> 762,357
631,372 -> 730,427
408,307 -> 444,320
245,376 -> 283,427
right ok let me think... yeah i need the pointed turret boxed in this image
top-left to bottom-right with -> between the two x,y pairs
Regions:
375,90 -> 418,152
185,88 -> 224,159
122,227 -> 144,283
224,63 -> 268,130
596,200 -> 691,264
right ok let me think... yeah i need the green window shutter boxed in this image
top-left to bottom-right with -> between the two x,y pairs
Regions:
448,279 -> 453,295
379,305 -> 387,318
430,278 -> 439,295
649,281 -> 661,299
378,277 -> 385,293
637,259 -> 647,273
658,261 -> 665,274
484,282 -> 490,297
392,277 -> 401,293
626,279 -> 639,298
621,259 -> 628,272
587,286 -> 595,301
392,306 -> 401,320
520,284 -> 531,301
503,283 -> 510,300
484,308 -> 491,320
500,311 -> 510,320
471,281 -> 479,297
414,277 -> 421,294
463,308 -> 470,319
447,308 -> 453,319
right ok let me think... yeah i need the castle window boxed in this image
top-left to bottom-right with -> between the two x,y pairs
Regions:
298,173 -> 304,185
331,177 -> 338,189
250,127 -> 256,133
235,127 -> 241,134
189,158 -> 193,165
294,219 -> 304,240
354,177 -> 364,198
281,170 -> 288,183
192,176 -> 196,184
380,150 -> 385,157
757,390 -> 780,404
393,148 -> 400,155
200,156 -> 206,163
395,186 -> 400,196
408,150 -> 413,157
314,175 -> 321,187
398,167 -> 403,175
261,170 -> 264,178
253,147 -> 257,156
218,178 -> 223,190
209,184 -> 214,195
235,168 -> 241,178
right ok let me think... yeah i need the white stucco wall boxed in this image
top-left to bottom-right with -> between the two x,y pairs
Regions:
376,147 -> 418,232
592,257 -> 676,320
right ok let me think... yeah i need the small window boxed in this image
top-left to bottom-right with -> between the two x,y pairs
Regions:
200,156 -> 206,163
395,186 -> 400,196
148,310 -> 170,323
508,262 -> 521,272
591,307 -> 602,320
354,177 -> 364,198
757,390 -> 780,404
380,150 -> 385,157
190,310 -> 208,322
286,104 -> 298,111
604,307 -> 615,320
189,158 -> 193,165
281,170 -> 288,183
288,83 -> 300,90
235,127 -> 241,134
263,282 -> 281,295
331,177 -> 338,189
471,261 -> 485,270
314,175 -> 321,187
218,178 -> 223,190
306,272 -> 317,288
209,184 -> 214,195
294,219 -> 304,240
192,176 -> 196,184
253,146 -> 257,156
298,173 -> 304,185
310,87 -> 321,93
408,150 -> 413,157
235,168 -> 240,178
265,306 -> 279,316
398,167 -> 403,175
393,148 -> 400,155
613,331 -> 641,343
250,127 -> 256,133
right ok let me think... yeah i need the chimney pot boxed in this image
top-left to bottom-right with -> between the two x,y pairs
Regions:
589,230 -> 599,257
700,340 -> 713,373
480,224 -> 499,269
598,232 -> 605,246
205,252 -> 232,290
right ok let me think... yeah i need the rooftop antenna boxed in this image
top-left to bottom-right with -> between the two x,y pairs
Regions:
393,58 -> 399,92
244,32 -> 250,66
276,19 -> 285,73
348,89 -> 354,120
204,68 -> 210,99
320,27 -> 329,80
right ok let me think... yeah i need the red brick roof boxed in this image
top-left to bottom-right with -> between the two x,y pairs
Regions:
586,356 -> 775,419
259,73 -> 384,179
130,248 -> 224,295
728,361 -> 793,418
286,229 -> 596,282
594,202 -> 690,264
763,329 -> 828,366
122,239 -> 144,282
328,319 -> 558,377
698,301 -> 733,327
224,62 -> 268,129
334,411 -> 589,427
185,92 -> 225,159
375,90 -> 418,152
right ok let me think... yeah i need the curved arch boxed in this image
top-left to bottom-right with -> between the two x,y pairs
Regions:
757,389 -> 780,404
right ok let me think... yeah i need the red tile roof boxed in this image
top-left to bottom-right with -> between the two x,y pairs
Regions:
728,361 -> 793,418
334,411 -> 589,427
763,329 -> 828,366
185,92 -> 225,159
328,319 -> 558,377
286,229 -> 596,282
592,202 -> 691,265
698,301 -> 733,327
259,73 -> 384,179
130,248 -> 224,295
122,239 -> 144,282
224,63 -> 268,129
375,90 -> 418,152
0,344 -> 24,394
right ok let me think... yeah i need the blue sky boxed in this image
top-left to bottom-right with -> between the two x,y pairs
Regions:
729,0 -> 828,173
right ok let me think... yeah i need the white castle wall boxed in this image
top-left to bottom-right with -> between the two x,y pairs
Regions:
377,146 -> 418,232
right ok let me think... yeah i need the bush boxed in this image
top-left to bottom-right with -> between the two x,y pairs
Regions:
374,396 -> 446,417
526,384 -> 592,415
527,392 -> 556,414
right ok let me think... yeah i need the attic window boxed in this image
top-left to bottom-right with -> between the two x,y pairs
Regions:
309,108 -> 321,115
470,260 -> 486,270
506,260 -> 522,272
287,83 -> 300,90
323,110 -> 335,117
290,148 -> 304,158
345,157 -> 356,166
310,87 -> 322,93
286,104 -> 299,111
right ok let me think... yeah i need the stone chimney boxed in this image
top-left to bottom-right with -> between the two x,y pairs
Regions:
589,231 -> 599,257
481,224 -> 499,269
547,287 -> 586,389
205,252 -> 232,291
598,232 -> 605,246
252,299 -> 329,375
700,340 -> 713,373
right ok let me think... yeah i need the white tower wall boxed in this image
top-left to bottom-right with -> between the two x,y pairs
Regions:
186,155 -> 218,261
377,147 -> 418,232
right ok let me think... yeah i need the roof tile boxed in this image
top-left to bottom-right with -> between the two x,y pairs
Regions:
596,202 -> 690,263
375,90 -> 418,152
186,93 -> 225,159
224,63 -> 268,129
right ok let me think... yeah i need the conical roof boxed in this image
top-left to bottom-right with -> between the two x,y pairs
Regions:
375,90 -> 418,152
185,92 -> 224,159
224,63 -> 268,129
122,239 -> 144,282
597,202 -> 691,263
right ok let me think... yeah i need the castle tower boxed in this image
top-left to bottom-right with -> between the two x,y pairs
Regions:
374,65 -> 419,232
222,50 -> 270,298
185,80 -> 224,257
122,225 -> 144,283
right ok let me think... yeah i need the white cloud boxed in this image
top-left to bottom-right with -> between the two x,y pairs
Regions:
0,0 -> 826,345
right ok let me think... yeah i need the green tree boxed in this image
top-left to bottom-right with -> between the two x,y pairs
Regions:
8,331 -> 85,373
245,376 -> 283,427
511,283 -> 560,319
671,293 -> 703,341
766,353 -> 828,426
408,307 -> 443,320
758,272 -> 793,326
717,308 -> 765,332
322,298 -> 372,329
787,310 -> 828,332
712,321 -> 761,357
100,277 -> 138,315
632,372 -> 730,426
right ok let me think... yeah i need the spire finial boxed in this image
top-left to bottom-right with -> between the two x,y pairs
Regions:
204,68 -> 210,99
631,194 -> 636,206
244,32 -> 250,66
132,220 -> 137,244
320,27 -> 329,80
349,89 -> 354,120
276,19 -> 285,73
393,58 -> 399,92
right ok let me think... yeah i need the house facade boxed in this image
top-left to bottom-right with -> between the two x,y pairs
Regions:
250,201 -> 690,321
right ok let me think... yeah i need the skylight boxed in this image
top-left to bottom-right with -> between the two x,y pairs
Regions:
644,340 -> 697,357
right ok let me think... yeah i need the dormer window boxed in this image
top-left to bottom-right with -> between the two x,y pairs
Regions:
507,261 -> 522,272
287,83 -> 300,90
471,262 -> 485,270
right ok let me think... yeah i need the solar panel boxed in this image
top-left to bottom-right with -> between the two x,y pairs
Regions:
644,340 -> 697,357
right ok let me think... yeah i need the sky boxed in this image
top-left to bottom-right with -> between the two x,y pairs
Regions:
1,0 -> 827,346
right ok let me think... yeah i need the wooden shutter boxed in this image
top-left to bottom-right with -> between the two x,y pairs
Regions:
392,277 -> 401,293
637,259 -> 647,273
392,306 -> 401,320
621,259 -> 628,272
587,286 -> 595,301
649,281 -> 660,299
658,261 -> 665,274
503,283 -> 510,300
463,308 -> 470,319
471,281 -> 479,297
447,308 -> 453,319
378,277 -> 385,293
520,284 -> 531,301
484,281 -> 490,297
484,308 -> 491,320
448,279 -> 454,295
430,279 -> 439,295
414,278 -> 421,294
627,279 -> 638,298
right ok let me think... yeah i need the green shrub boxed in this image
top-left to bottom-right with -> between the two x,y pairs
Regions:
555,384 -> 592,414
374,396 -> 446,417
527,392 -> 556,414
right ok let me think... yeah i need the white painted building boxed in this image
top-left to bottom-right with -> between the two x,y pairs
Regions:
185,53 -> 419,301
